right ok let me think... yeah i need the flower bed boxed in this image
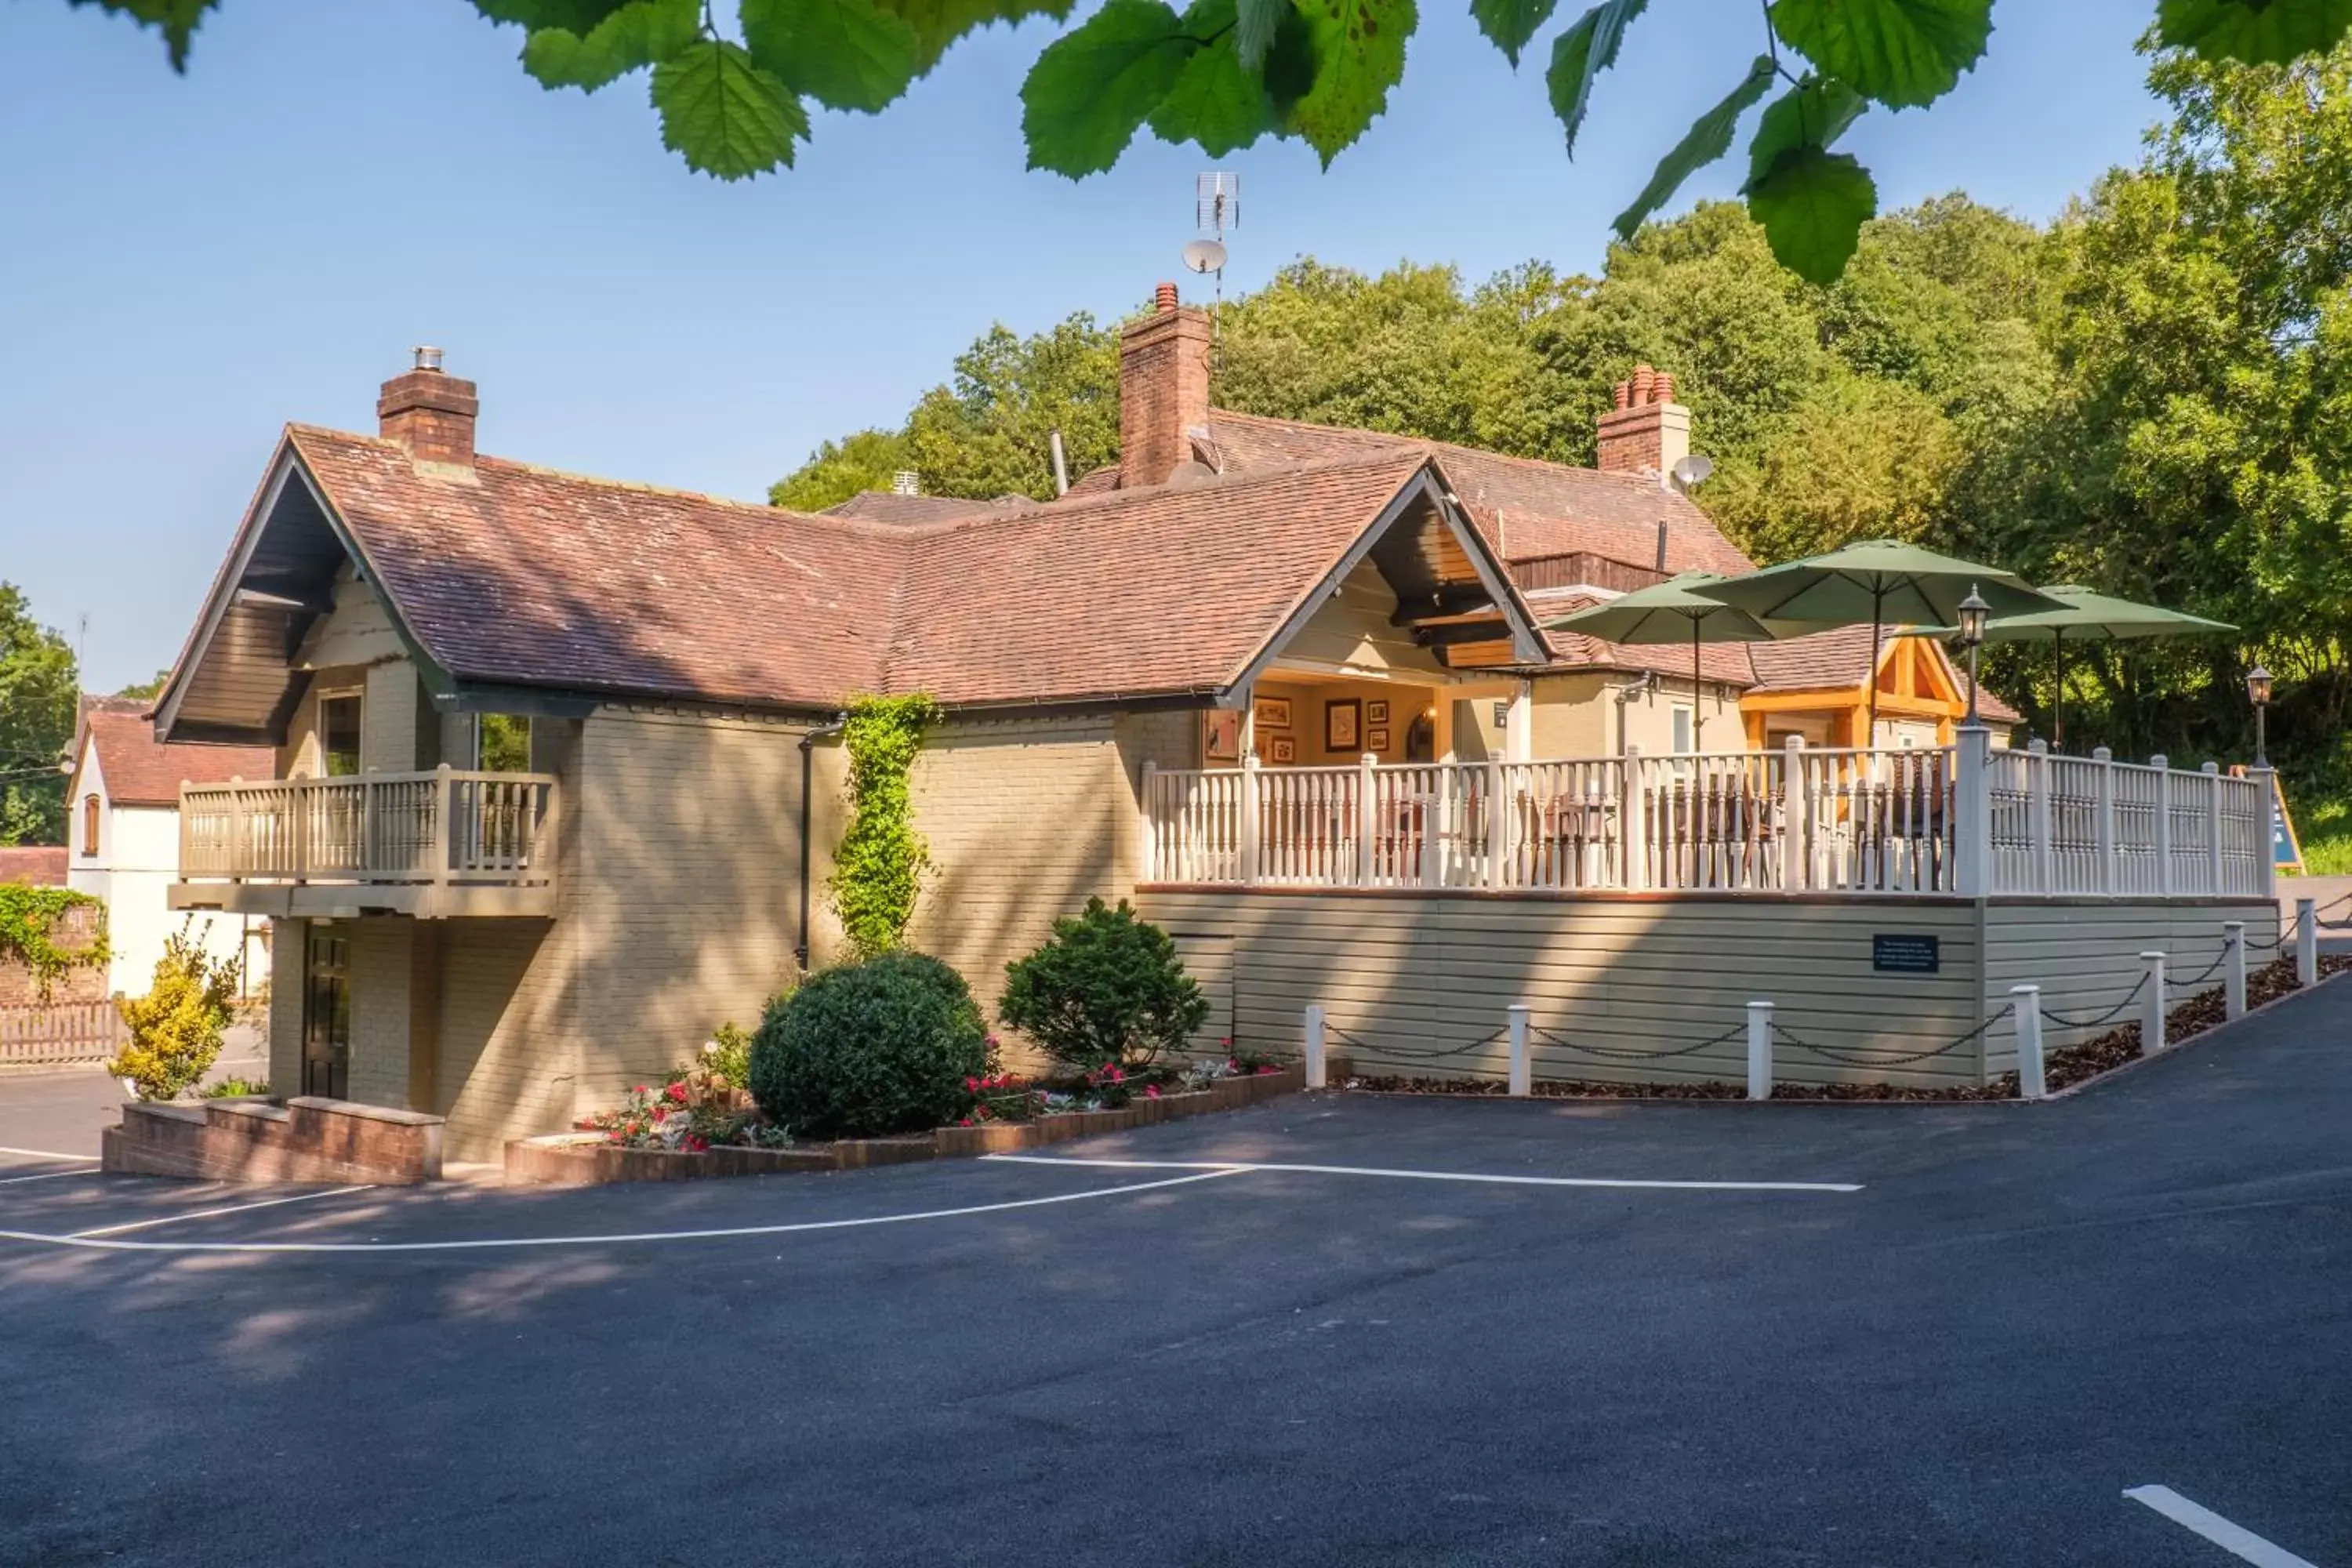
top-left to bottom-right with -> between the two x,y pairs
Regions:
507,1054 -> 1304,1186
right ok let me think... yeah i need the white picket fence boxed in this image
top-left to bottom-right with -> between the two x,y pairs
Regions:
1142,734 -> 2270,900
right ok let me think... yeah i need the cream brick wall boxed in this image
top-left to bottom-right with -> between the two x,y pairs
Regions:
344,920 -> 414,1108
430,918 -> 568,1158
269,917 -> 305,1093
562,707 -> 810,1119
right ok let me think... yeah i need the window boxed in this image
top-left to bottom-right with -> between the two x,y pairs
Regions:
475,713 -> 532,772
319,693 -> 363,777
81,794 -> 100,857
1671,705 -> 1695,755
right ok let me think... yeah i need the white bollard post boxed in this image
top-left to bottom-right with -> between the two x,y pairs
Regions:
1745,1001 -> 1773,1102
1507,1004 -> 1531,1098
2223,922 -> 2247,1021
2296,898 -> 2318,989
2140,952 -> 2167,1053
2010,984 -> 2045,1101
1304,1004 -> 1327,1090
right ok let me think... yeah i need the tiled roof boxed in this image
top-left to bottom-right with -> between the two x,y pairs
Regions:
1522,589 -> 1759,687
1200,412 -> 1756,576
0,847 -> 67,886
1748,624 -> 2022,722
286,428 -> 1446,712
823,491 -> 1025,524
78,698 -> 271,808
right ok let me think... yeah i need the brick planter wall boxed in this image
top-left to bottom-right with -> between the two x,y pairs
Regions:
103,1096 -> 445,1185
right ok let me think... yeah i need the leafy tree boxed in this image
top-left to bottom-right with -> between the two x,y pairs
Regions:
768,428 -> 913,511
55,0 -> 2352,283
114,670 -> 172,701
0,585 -> 79,846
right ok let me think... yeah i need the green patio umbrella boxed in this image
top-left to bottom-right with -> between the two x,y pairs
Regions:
1907,586 -> 2236,750
1541,572 -> 1795,728
1692,541 -> 2067,741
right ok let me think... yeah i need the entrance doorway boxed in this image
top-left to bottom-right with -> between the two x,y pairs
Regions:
302,926 -> 350,1099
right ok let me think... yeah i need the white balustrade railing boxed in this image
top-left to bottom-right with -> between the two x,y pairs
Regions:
1140,737 -> 2271,900
180,768 -> 560,888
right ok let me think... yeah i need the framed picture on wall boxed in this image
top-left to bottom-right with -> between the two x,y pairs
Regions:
1325,699 -> 1361,753
1203,709 -> 1241,763
1271,735 -> 1298,764
1367,699 -> 1390,725
1367,727 -> 1391,752
1252,695 -> 1293,731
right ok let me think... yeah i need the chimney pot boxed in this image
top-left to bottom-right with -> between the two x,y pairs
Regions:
379,352 -> 478,472
1155,281 -> 1180,312
1595,362 -> 1689,477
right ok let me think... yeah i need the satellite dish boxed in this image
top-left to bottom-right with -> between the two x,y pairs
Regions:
1670,453 -> 1715,491
1182,238 -> 1228,275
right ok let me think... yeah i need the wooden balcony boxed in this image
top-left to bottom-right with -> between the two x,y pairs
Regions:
171,768 -> 560,920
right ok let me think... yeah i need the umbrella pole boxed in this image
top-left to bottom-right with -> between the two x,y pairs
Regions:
2052,629 -> 2065,752
1693,619 -> 1703,742
1866,586 -> 1883,746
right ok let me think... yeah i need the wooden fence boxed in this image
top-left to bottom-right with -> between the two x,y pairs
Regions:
0,1001 -> 127,1069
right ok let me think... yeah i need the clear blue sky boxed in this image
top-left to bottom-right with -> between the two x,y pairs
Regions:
2,0 -> 2167,693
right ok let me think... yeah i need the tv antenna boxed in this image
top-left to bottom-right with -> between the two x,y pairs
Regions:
1188,172 -> 1238,371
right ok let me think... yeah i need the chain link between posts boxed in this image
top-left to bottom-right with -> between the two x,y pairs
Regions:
1766,1005 -> 2014,1069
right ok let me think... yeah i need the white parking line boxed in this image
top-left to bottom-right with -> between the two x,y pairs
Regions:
0,1146 -> 100,1162
982,1153 -> 1864,1193
2125,1486 -> 2320,1567
0,1168 -> 1247,1254
0,1168 -> 103,1187
71,1185 -> 377,1239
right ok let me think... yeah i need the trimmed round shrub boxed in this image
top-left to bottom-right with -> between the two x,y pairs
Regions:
748,952 -> 987,1139
998,897 -> 1208,1070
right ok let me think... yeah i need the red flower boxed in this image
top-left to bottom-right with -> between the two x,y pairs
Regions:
958,1116 -> 974,1127
632,1084 -> 648,1096
1145,1084 -> 1161,1099
666,1082 -> 689,1105
684,1134 -> 709,1152
964,1076 -> 980,1092
652,1107 -> 668,1123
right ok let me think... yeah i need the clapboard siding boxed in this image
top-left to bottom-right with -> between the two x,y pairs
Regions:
1138,890 -> 1986,1089
1980,898 -> 2275,1069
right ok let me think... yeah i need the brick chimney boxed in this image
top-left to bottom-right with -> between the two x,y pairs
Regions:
1596,363 -> 1690,478
1118,282 -> 1213,488
377,347 -> 478,473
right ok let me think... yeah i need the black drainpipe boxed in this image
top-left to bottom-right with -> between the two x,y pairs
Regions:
796,715 -> 848,972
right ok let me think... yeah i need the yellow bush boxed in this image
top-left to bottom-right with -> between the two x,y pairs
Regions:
108,927 -> 239,1102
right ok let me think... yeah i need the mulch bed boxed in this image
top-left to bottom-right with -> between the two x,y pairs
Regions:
1345,955 -> 2351,1105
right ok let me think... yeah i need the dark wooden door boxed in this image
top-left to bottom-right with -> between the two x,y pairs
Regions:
301,927 -> 350,1099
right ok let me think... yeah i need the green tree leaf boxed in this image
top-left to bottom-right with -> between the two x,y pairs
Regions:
1472,0 -> 1558,69
474,0 -> 637,29
1769,0 -> 1991,109
651,39 -> 808,180
1544,0 -> 1646,157
521,0 -> 702,92
1020,0 -> 1198,176
1745,75 -> 1867,184
742,0 -> 922,111
873,0 -> 1080,72
1151,0 -> 1275,153
1234,0 -> 1290,67
67,0 -> 219,71
1746,147 -> 1878,284
1284,0 -> 1417,166
1610,54 -> 1773,239
2157,0 -> 2352,66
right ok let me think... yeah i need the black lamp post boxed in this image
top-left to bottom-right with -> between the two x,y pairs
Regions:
1958,586 -> 1991,728
2247,664 -> 2273,768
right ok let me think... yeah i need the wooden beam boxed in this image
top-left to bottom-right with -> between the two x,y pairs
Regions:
1389,585 -> 1494,625
1412,619 -> 1514,648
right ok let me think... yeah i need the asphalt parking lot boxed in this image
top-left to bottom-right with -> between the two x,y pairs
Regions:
3,989 -> 2349,1567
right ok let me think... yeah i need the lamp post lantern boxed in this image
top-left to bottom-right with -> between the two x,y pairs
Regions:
2247,664 -> 2273,768
1958,586 -> 1991,727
